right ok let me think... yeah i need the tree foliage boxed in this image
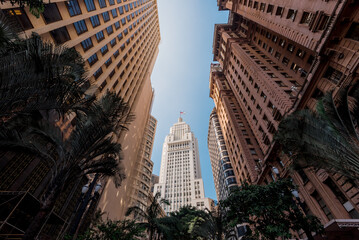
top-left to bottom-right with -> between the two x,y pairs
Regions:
126,192 -> 170,240
275,83 -> 359,181
0,18 -> 134,239
75,219 -> 146,240
1,0 -> 46,17
221,180 -> 323,240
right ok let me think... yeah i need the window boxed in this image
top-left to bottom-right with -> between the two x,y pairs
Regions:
114,21 -> 120,29
81,37 -> 93,51
287,43 -> 295,53
88,53 -> 98,66
282,57 -> 289,66
346,22 -> 359,41
111,9 -> 118,18
260,3 -> 265,11
118,33 -> 123,40
110,38 -> 116,46
105,57 -> 112,67
119,6 -> 124,14
67,0 -> 82,16
124,4 -> 129,11
275,52 -> 281,60
275,7 -> 283,16
42,3 -> 62,23
121,17 -> 126,25
90,15 -> 100,27
5,8 -> 33,30
102,11 -> 110,22
95,31 -> 104,42
317,14 -> 330,31
106,25 -> 114,35
296,49 -> 306,58
279,39 -> 286,47
113,50 -> 119,58
286,9 -> 296,21
101,44 -> 108,55
312,191 -> 334,220
98,0 -> 107,8
300,12 -> 314,25
108,0 -> 115,5
50,26 -> 70,44
324,66 -> 343,84
84,0 -> 96,12
267,4 -> 274,14
93,67 -> 103,79
73,20 -> 87,35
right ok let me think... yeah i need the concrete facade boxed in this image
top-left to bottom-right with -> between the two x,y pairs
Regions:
208,108 -> 237,201
210,0 -> 359,238
154,118 -> 213,214
0,0 -> 161,224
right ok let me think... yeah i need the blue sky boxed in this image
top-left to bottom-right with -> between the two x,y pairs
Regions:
150,0 -> 228,201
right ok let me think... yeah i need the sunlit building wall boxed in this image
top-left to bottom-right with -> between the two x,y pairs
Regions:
154,118 -> 213,214
211,0 -> 359,238
1,0 -> 161,221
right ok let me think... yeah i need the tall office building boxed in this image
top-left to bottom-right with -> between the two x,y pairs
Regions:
210,0 -> 359,238
154,118 -> 213,214
0,0 -> 161,229
128,115 -> 157,211
208,108 -> 237,201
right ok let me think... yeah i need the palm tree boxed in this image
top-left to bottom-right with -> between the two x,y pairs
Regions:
0,92 -> 134,239
275,82 -> 359,181
0,25 -> 90,123
76,219 -> 146,240
126,192 -> 170,240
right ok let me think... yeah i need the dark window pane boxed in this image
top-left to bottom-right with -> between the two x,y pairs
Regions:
101,44 -> 108,55
67,0 -> 82,16
73,20 -> 87,35
42,3 -> 62,24
102,11 -> 110,22
88,53 -> 98,66
81,37 -> 93,51
98,0 -> 107,8
118,6 -> 124,14
3,8 -> 33,31
90,15 -> 100,27
346,22 -> 359,41
84,0 -> 96,12
111,9 -> 118,18
50,26 -> 71,44
106,25 -> 113,35
109,0 -> 115,5
95,30 -> 105,42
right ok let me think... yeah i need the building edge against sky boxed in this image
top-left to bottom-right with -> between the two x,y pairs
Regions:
0,0 -> 161,227
154,118 -> 213,214
209,0 -> 359,238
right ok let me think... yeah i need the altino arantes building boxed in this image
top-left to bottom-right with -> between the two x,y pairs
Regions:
209,0 -> 359,239
0,0 -> 160,237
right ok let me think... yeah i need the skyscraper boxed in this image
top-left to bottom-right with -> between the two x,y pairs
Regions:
154,118 -> 213,214
209,0 -> 359,238
208,108 -> 237,201
0,0 -> 161,223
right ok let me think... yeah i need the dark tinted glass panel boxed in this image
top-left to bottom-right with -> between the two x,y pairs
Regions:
96,31 -> 105,41
67,0 -> 82,16
84,0 -> 96,11
102,11 -> 110,22
88,53 -> 98,66
111,9 -> 118,18
81,37 -> 93,51
42,3 -> 62,24
98,0 -> 107,8
50,26 -> 71,44
4,8 -> 33,31
90,15 -> 100,27
109,0 -> 115,5
73,20 -> 87,35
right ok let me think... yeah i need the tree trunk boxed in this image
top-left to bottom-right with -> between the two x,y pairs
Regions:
303,228 -> 315,240
23,174 -> 65,240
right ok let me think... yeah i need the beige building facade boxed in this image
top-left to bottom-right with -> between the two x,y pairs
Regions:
211,0 -> 359,238
1,0 -> 161,222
